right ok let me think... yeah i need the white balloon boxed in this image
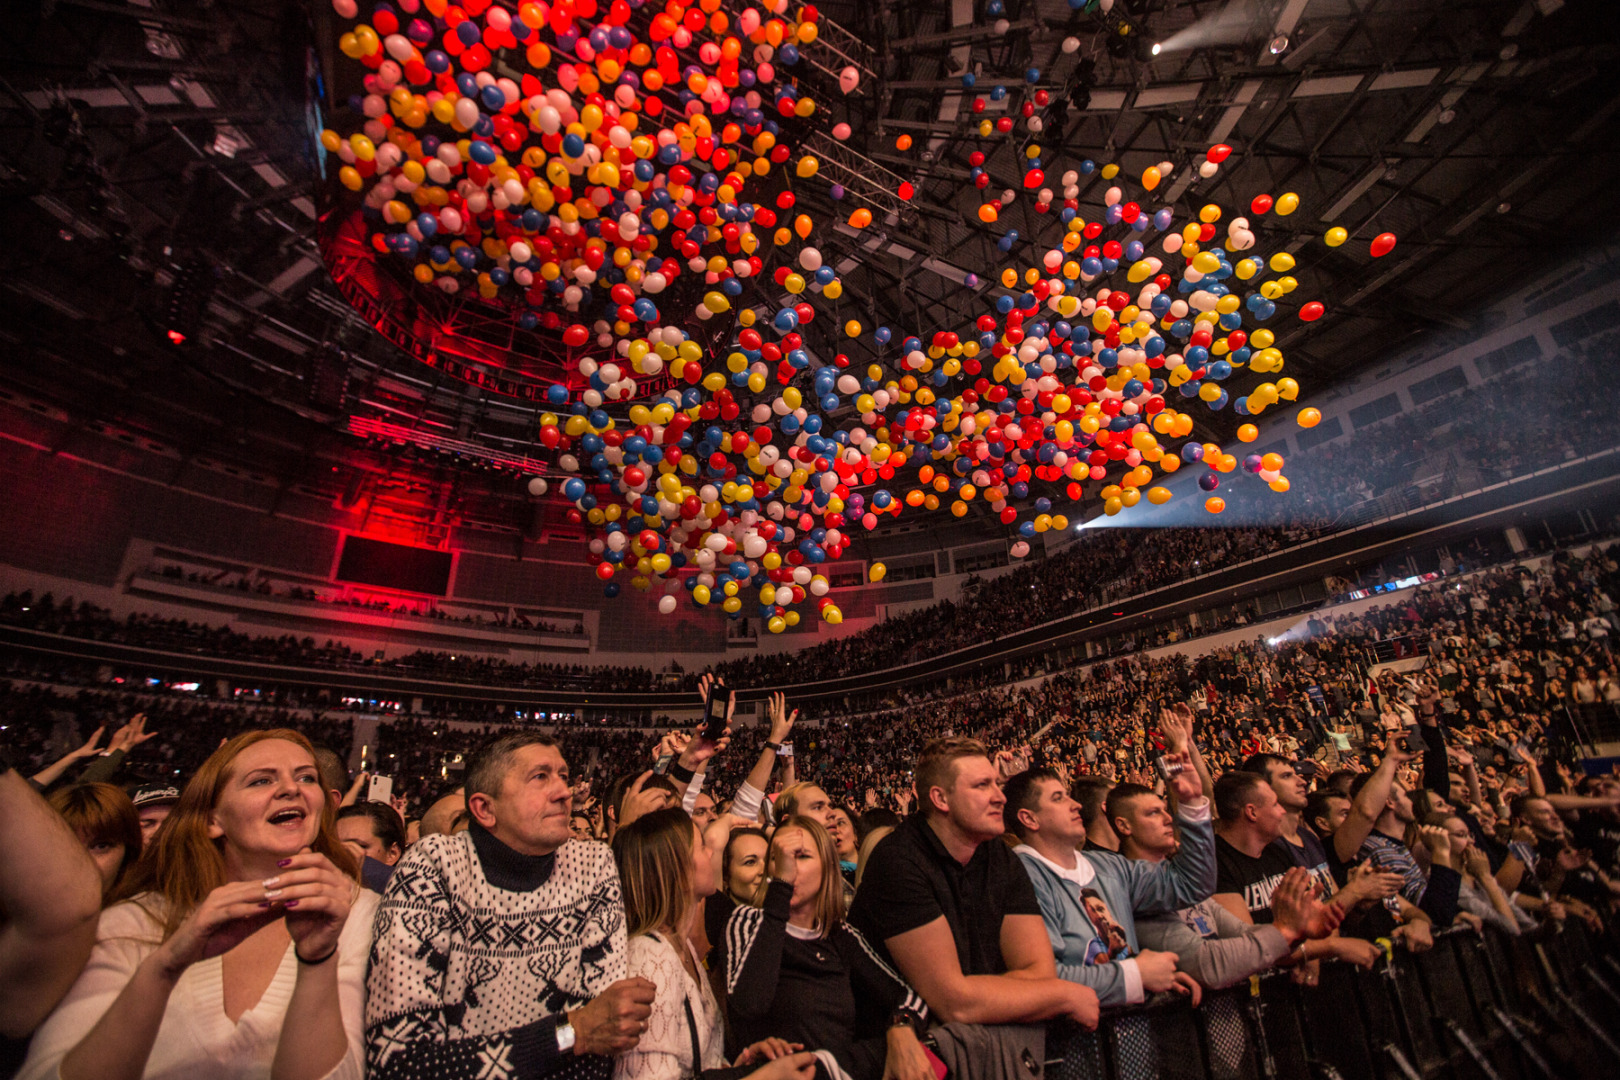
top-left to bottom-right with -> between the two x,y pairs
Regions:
658,595 -> 678,614
527,477 -> 549,496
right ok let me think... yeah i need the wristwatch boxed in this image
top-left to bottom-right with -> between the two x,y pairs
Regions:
765,741 -> 782,754
556,1021 -> 576,1053
889,1007 -> 924,1033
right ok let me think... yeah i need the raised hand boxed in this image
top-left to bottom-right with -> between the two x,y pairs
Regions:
1416,824 -> 1452,868
1163,751 -> 1202,804
107,713 -> 157,754
71,726 -> 107,760
618,771 -> 673,830
770,838 -> 801,888
767,692 -> 798,743
1158,703 -> 1196,754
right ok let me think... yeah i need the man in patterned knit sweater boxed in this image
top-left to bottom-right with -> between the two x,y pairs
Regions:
366,732 -> 656,1080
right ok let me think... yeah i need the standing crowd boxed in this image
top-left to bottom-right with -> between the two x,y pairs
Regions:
5,575 -> 1619,1080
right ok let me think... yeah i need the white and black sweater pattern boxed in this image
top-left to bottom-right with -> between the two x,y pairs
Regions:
365,828 -> 628,1080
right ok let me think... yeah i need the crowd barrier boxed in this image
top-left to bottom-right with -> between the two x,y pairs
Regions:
1044,922 -> 1620,1080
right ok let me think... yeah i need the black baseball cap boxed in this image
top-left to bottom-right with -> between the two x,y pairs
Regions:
131,782 -> 180,808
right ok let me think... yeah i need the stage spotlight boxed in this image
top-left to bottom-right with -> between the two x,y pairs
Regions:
1151,42 -> 1162,56
1269,34 -> 1290,55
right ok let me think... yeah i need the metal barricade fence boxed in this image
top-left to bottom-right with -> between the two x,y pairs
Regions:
1043,923 -> 1616,1080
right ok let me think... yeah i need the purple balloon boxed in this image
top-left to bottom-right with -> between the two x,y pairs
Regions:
828,184 -> 845,200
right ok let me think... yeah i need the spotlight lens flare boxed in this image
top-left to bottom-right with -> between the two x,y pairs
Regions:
1269,34 -> 1290,55
1151,42 -> 1162,56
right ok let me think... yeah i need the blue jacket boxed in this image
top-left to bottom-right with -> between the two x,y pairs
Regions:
1015,801 -> 1217,1006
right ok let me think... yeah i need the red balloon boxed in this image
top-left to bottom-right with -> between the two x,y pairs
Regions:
595,562 -> 615,581
1370,232 -> 1397,257
1207,143 -> 1233,164
1300,300 -> 1325,322
1250,194 -> 1273,215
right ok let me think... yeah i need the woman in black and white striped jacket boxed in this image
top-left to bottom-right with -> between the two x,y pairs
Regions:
725,817 -> 936,1080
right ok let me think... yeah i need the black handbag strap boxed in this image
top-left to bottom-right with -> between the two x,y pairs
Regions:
682,994 -> 704,1078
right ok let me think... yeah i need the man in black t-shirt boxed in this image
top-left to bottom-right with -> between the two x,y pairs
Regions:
1242,754 -> 1337,897
849,736 -> 1100,1029
1217,772 -> 1384,970
1211,773 -> 1296,924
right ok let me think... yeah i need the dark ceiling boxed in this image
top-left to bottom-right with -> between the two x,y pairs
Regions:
2,0 -> 1617,550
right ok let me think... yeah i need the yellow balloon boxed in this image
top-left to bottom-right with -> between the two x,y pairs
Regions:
1297,407 -> 1322,428
869,562 -> 886,582
1148,486 -> 1173,505
1275,192 -> 1299,216
796,156 -> 819,178
1324,226 -> 1348,247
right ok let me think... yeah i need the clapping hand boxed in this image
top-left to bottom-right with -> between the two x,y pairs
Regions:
270,849 -> 355,963
1158,702 -> 1196,754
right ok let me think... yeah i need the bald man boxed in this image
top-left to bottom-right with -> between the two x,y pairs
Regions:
420,786 -> 465,837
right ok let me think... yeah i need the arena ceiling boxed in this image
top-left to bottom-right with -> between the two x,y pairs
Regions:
1,0 -> 1617,548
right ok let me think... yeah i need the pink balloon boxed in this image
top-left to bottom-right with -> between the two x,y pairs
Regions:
738,8 -> 761,34
832,122 -> 851,141
839,66 -> 859,95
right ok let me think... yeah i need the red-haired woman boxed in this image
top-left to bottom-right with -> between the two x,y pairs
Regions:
48,783 -> 143,902
20,730 -> 373,1080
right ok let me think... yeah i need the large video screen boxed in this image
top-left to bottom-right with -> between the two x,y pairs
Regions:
335,536 -> 453,596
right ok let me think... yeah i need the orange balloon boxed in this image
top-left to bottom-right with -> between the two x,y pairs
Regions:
1205,497 -> 1226,514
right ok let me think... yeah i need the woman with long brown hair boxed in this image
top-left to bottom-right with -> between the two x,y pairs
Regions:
21,729 -> 374,1080
725,817 -> 935,1080
48,782 -> 143,903
611,807 -> 815,1080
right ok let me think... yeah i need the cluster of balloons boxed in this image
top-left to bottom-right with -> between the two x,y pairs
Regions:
320,0 -> 1390,627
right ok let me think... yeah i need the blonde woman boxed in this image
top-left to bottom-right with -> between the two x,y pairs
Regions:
611,808 -> 815,1080
726,817 -> 934,1080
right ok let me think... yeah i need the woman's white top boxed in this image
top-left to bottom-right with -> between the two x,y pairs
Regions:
612,931 -> 726,1080
19,889 -> 378,1080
